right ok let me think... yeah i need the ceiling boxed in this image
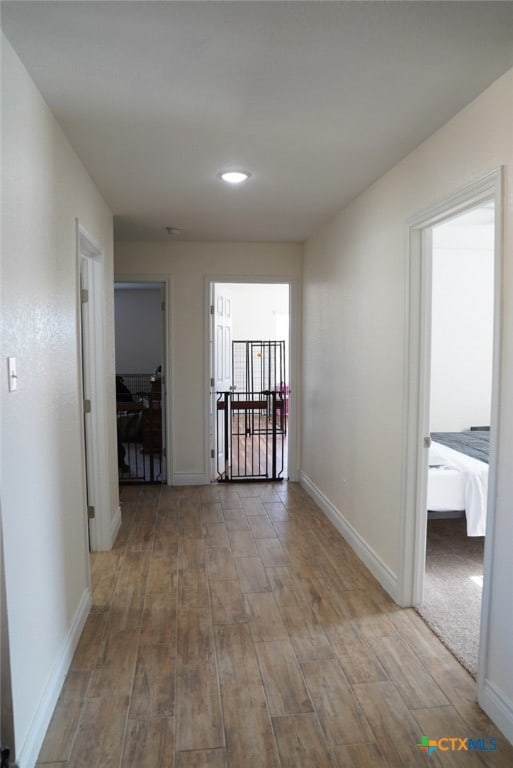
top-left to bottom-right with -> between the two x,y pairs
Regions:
2,1 -> 513,243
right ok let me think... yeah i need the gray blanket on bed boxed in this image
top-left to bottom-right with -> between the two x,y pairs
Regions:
430,430 -> 490,464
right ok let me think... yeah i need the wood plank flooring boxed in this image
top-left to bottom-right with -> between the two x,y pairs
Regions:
37,482 -> 513,767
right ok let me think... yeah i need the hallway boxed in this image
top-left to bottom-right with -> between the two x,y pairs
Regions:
37,482 -> 513,767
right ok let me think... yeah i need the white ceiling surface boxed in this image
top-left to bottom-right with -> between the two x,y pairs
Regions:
2,2 -> 513,243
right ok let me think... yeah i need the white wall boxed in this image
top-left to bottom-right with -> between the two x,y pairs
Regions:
115,288 -> 162,373
430,213 -> 494,432
217,283 -> 289,341
115,243 -> 301,484
0,510 -> 14,753
1,36 -> 117,765
301,69 -> 513,738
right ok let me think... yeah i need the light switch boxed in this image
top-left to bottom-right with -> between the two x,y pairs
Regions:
7,357 -> 17,392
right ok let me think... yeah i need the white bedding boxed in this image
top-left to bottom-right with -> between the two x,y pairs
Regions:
427,440 -> 488,536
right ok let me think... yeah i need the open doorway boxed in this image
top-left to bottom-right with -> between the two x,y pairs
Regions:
417,203 -> 495,677
401,169 -> 504,709
209,282 -> 291,482
114,281 -> 168,483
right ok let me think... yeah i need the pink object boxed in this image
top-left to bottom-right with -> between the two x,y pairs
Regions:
278,382 -> 289,415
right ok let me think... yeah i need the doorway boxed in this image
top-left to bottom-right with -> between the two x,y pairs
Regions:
417,203 -> 495,677
114,281 -> 168,484
400,170 -> 502,694
208,281 -> 292,482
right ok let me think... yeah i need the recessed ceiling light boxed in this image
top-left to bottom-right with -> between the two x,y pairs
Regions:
218,170 -> 251,184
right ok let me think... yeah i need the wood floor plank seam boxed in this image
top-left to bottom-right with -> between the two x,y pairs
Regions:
201,542 -> 229,752
216,492 -> 285,767
119,492 -> 156,764
259,598 -> 379,758
38,671 -> 92,765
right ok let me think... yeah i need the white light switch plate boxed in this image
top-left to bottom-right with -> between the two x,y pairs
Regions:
7,357 -> 17,392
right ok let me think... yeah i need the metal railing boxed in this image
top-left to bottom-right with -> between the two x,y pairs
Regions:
116,373 -> 164,483
216,391 -> 285,482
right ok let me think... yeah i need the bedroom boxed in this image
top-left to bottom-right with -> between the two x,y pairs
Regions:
420,202 -> 495,676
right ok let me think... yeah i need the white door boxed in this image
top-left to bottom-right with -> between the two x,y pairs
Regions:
80,257 -> 95,545
210,285 -> 233,478
159,283 -> 168,482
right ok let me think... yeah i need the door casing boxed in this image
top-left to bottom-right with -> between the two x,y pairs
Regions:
210,284 -> 233,478
77,220 -> 112,551
114,274 -> 172,485
204,276 -> 299,483
398,169 -> 503,698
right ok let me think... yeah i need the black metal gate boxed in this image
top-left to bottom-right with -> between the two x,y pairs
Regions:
232,340 -> 286,394
116,373 -> 164,483
216,390 -> 286,482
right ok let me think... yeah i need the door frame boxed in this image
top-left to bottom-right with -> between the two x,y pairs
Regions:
76,220 -> 111,551
204,275 -> 300,483
398,168 -> 503,685
114,274 -> 172,485
210,283 -> 234,480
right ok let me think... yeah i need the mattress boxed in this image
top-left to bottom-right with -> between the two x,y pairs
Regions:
427,440 -> 488,536
427,466 -> 465,512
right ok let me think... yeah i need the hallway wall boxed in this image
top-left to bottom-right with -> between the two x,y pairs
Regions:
1,36 -> 117,765
301,68 -> 513,739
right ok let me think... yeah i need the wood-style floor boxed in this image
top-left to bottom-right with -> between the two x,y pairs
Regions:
36,482 -> 513,767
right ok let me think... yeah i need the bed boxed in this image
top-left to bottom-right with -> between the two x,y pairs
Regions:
427,429 -> 489,536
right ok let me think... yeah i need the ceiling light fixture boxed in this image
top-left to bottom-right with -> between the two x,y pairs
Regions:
165,226 -> 182,236
218,170 -> 251,184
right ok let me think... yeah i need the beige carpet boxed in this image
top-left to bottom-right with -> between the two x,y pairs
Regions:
416,517 -> 484,678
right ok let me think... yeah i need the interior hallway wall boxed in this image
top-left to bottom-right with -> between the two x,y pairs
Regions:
301,67 -> 513,739
1,36 -> 116,765
114,242 -> 301,484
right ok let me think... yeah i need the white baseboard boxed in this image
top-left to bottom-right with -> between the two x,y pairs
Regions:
171,473 -> 209,486
299,472 -> 398,601
111,505 -> 122,544
16,588 -> 91,768
480,679 -> 513,745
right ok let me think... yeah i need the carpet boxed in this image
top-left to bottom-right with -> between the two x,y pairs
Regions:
416,517 -> 484,678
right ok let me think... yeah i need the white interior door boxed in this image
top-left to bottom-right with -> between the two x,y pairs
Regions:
211,285 -> 233,478
80,257 -> 95,545
215,287 -> 233,392
77,222 -> 111,551
159,282 -> 168,482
